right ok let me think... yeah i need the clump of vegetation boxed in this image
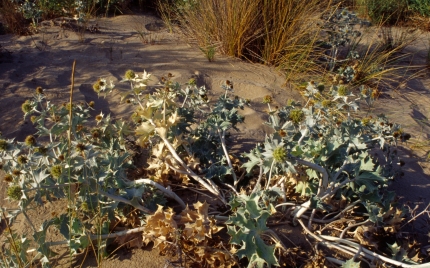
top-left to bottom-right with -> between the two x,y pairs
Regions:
0,1 -> 429,267
169,0 -> 327,78
199,45 -> 216,62
1,67 -> 427,267
360,0 -> 409,25
0,0 -> 29,34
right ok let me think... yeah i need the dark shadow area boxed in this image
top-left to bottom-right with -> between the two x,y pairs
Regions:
387,146 -> 430,238
78,83 -> 112,116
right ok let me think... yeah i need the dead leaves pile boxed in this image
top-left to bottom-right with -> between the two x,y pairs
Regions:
141,201 -> 236,267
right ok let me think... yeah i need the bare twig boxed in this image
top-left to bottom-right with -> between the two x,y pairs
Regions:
400,203 -> 430,229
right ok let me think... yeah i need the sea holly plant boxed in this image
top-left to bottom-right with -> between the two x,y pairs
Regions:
227,191 -> 281,268
0,85 -> 163,266
101,72 -> 247,198
320,8 -> 365,71
0,69 -> 428,267
237,81 -> 421,266
249,81 -> 403,217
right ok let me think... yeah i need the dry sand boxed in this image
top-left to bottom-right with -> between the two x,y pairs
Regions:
0,11 -> 429,266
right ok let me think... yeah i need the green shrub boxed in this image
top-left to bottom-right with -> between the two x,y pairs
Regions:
409,0 -> 430,17
357,0 -> 409,25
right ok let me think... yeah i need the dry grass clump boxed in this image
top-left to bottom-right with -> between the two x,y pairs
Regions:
345,32 -> 418,90
172,0 -> 330,77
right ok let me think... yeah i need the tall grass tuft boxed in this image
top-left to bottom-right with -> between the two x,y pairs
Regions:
176,0 -> 260,58
174,0 -> 329,79
257,0 -> 323,64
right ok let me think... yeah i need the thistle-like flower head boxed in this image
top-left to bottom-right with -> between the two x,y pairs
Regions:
96,112 -> 104,124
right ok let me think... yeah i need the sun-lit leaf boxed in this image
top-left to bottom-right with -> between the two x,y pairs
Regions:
341,258 -> 361,268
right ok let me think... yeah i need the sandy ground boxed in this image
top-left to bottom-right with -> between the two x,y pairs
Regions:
0,11 -> 430,267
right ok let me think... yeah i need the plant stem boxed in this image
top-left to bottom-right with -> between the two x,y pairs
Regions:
321,178 -> 357,200
251,163 -> 264,194
96,188 -> 153,214
181,95 -> 188,108
23,182 -> 78,192
291,159 -> 328,220
217,129 -> 237,186
275,202 -> 296,208
22,210 -> 37,233
223,182 -> 239,195
308,209 -> 316,230
300,217 -> 428,268
265,159 -> 276,190
295,159 -> 328,195
322,200 -> 360,223
400,203 -> 430,229
67,60 -> 76,265
1,210 -> 25,268
130,179 -> 186,209
325,257 -> 345,266
319,234 -> 429,267
297,128 -> 309,145
149,119 -> 223,201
